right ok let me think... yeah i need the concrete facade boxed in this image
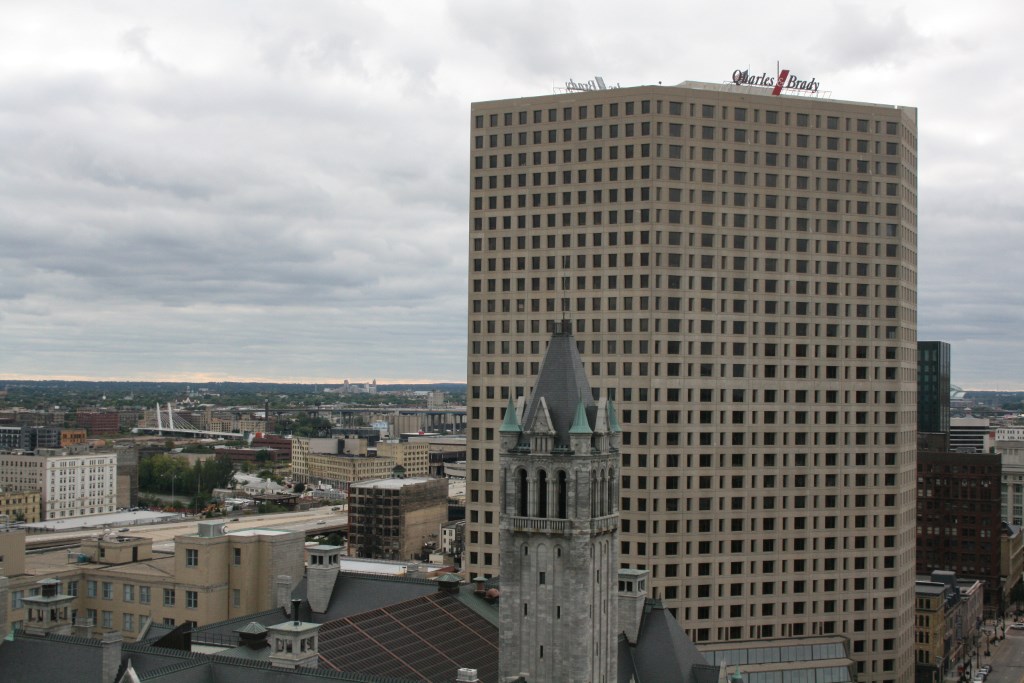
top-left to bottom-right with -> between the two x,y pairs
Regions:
466,81 -> 918,682
950,416 -> 993,454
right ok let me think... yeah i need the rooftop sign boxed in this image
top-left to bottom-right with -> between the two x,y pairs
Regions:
732,68 -> 819,95
565,76 -> 621,93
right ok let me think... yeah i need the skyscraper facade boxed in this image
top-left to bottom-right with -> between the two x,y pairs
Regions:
467,80 -> 918,682
917,340 -> 950,436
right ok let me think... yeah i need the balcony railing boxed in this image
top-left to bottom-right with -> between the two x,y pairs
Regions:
508,517 -> 569,533
505,514 -> 618,534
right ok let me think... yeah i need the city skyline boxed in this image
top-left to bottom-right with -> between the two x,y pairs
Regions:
1,1 -> 1023,388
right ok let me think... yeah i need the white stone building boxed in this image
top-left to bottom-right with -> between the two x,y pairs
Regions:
0,445 -> 117,520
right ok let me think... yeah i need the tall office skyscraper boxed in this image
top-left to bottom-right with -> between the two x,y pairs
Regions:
917,340 -> 950,436
467,79 -> 917,682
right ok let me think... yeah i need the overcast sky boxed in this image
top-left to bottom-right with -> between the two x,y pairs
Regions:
0,1 -> 1021,388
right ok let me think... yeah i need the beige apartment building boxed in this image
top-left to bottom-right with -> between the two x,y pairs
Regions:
0,489 -> 41,523
291,436 -> 402,488
466,79 -> 918,682
1,520 -> 303,640
374,439 -> 430,476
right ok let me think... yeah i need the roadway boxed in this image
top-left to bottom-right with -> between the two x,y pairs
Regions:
27,507 -> 348,549
971,625 -> 1024,683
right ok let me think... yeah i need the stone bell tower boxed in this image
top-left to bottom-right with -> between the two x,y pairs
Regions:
498,321 -> 621,683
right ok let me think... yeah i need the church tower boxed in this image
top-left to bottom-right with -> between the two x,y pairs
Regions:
498,321 -> 621,683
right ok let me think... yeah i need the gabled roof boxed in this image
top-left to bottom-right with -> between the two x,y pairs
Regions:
632,600 -> 717,683
291,572 -> 438,624
520,321 -> 596,445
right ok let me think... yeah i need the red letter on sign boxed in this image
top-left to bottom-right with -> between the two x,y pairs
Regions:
772,70 -> 789,96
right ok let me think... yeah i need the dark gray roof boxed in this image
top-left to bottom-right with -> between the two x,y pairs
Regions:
521,321 -> 596,445
0,631 -> 105,682
617,634 -> 639,683
291,572 -> 438,623
632,600 -> 715,683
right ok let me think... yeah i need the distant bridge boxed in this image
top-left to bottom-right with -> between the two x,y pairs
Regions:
133,403 -> 248,440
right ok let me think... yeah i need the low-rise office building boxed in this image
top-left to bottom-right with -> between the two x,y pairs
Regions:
996,427 -> 1024,525
914,571 -> 984,683
1002,522 -> 1024,606
0,520 -> 304,640
373,439 -> 430,476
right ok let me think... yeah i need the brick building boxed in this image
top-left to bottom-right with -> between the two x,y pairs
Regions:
917,450 -> 1003,613
348,476 -> 448,561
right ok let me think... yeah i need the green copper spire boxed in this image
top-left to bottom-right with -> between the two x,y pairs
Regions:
607,399 -> 623,434
500,396 -> 522,433
569,399 -> 593,435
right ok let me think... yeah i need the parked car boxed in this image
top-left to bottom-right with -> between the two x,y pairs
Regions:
316,519 -> 326,525
971,672 -> 986,682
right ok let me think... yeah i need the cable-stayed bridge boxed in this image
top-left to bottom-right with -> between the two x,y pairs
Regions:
133,403 -> 249,439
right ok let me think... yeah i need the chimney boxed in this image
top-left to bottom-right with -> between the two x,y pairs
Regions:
472,576 -> 486,595
292,599 -> 302,624
101,631 -> 123,683
617,568 -> 649,644
455,668 -> 480,683
306,545 -> 341,614
276,575 -> 293,609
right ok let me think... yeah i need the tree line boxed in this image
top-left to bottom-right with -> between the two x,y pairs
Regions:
139,453 -> 235,499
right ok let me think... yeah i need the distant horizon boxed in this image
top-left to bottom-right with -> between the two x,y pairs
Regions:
0,376 -> 467,386
4,376 -> 1024,394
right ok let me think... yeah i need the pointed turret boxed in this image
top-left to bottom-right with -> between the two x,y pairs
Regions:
500,396 -> 522,451
569,399 -> 593,435
500,396 -> 522,433
521,321 -> 596,451
569,399 -> 593,454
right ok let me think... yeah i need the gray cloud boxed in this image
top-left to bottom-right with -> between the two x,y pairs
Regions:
0,0 -> 1021,386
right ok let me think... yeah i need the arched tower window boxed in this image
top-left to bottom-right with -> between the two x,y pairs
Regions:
590,472 -> 598,517
538,469 -> 548,518
606,467 -> 614,516
599,469 -> 608,516
517,468 -> 529,517
557,470 -> 568,518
